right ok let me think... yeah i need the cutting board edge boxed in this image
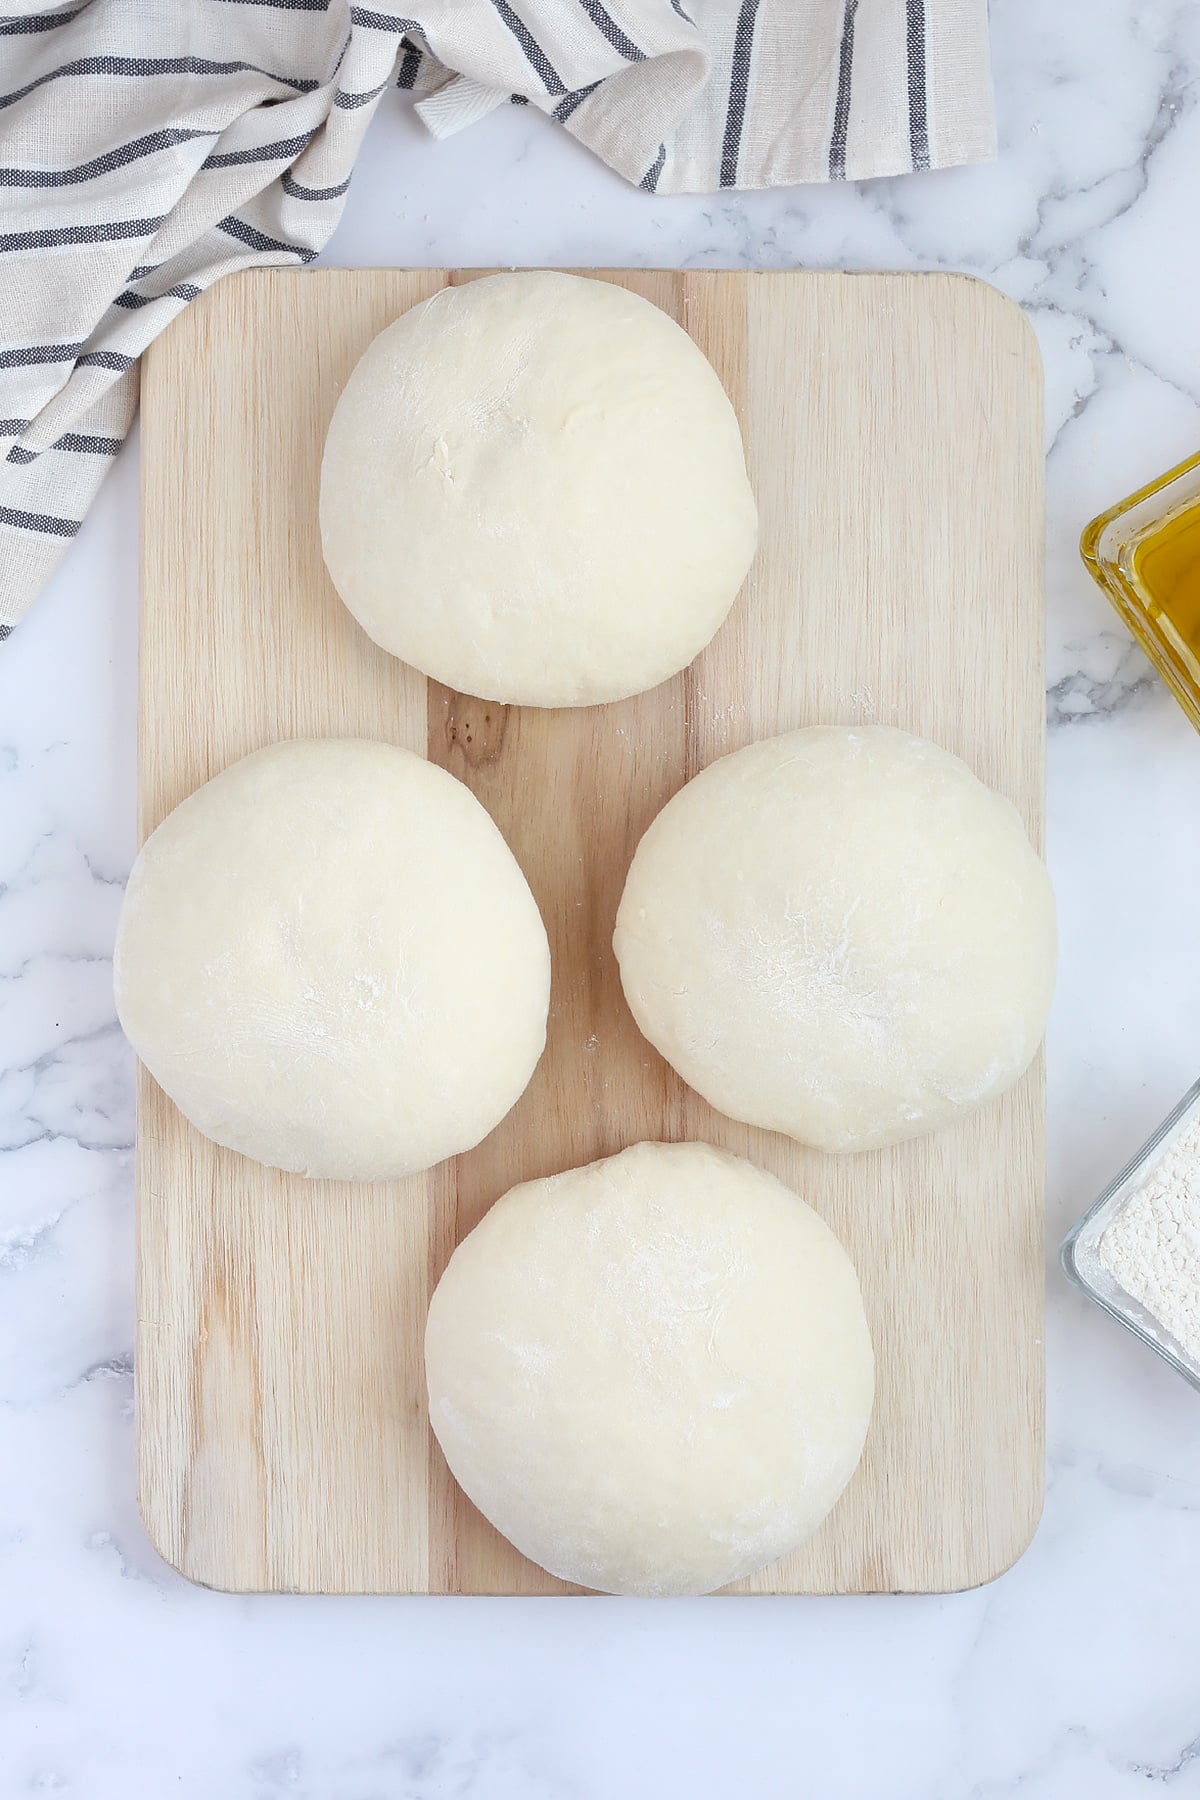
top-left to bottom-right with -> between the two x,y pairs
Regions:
135,266 -> 1047,1598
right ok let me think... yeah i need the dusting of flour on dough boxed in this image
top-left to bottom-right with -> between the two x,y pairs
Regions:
425,1141 -> 874,1596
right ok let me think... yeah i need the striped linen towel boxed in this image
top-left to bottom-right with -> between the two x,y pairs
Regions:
0,0 -> 994,635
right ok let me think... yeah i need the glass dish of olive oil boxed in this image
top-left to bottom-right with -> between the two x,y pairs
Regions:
1081,451 -> 1200,732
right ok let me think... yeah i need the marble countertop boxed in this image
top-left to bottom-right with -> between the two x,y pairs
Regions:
4,2 -> 1200,1793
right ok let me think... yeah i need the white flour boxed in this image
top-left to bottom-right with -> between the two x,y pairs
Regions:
1100,1118 -> 1200,1362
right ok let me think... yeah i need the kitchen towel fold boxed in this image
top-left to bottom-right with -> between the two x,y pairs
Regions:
0,0 -> 994,634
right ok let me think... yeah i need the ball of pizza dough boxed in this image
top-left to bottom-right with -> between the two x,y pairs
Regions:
614,726 -> 1056,1153
425,1140 -> 874,1596
114,738 -> 550,1180
319,271 -> 757,707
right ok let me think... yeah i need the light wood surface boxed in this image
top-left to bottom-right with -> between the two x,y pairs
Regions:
137,268 -> 1045,1595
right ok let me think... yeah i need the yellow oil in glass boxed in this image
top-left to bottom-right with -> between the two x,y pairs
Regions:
1081,452 -> 1200,734
1131,501 -> 1200,679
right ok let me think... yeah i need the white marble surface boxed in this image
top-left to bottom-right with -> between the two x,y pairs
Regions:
4,1 -> 1200,1792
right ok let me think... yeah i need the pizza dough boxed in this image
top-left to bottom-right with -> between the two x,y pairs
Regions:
113,739 -> 550,1181
425,1140 -> 874,1597
614,726 -> 1056,1153
319,271 -> 758,707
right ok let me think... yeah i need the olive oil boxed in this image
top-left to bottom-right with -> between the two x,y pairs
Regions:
1081,451 -> 1200,734
1131,502 -> 1200,675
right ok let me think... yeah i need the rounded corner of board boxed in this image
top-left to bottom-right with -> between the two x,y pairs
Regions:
946,274 -> 1042,374
948,1502 -> 1046,1596
135,1489 -> 205,1591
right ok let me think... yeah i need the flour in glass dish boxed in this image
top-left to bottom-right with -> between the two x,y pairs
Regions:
1100,1119 -> 1200,1363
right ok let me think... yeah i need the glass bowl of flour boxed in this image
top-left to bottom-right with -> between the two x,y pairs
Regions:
1062,1076 -> 1200,1392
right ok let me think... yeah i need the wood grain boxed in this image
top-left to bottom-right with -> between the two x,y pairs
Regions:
137,268 -> 1045,1595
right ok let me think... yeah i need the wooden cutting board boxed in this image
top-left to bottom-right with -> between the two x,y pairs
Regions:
136,268 -> 1045,1595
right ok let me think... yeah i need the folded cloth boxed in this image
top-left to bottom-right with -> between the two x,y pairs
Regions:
0,0 -> 994,634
